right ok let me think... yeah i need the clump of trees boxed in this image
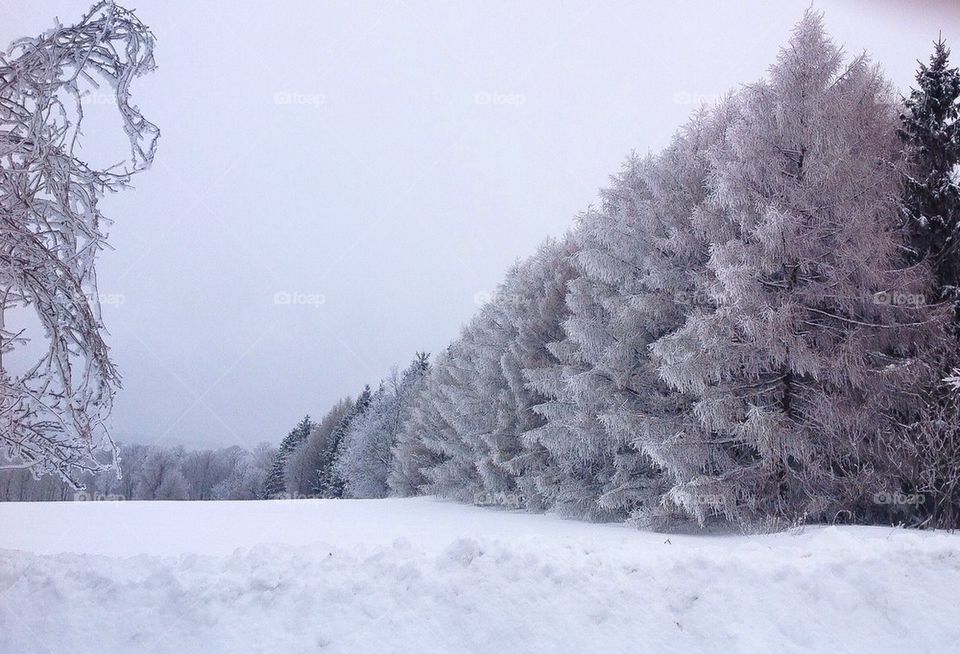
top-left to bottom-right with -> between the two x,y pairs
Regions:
0,441 -> 277,501
276,11 -> 960,531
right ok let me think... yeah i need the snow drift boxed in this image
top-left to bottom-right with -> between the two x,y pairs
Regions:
1,498 -> 958,653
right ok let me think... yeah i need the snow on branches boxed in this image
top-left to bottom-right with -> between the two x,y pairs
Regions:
0,2 -> 158,486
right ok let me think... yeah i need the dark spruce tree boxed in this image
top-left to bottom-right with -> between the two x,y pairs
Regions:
262,415 -> 315,498
897,39 -> 960,530
412,351 -> 430,373
899,38 -> 960,322
319,386 -> 373,498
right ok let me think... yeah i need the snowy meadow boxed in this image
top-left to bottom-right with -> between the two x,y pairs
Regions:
3,1 -> 960,652
4,498 -> 960,653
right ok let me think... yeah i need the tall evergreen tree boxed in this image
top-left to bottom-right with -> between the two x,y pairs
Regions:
497,239 -> 575,512
525,258 -> 625,520
388,360 -> 444,497
895,38 -> 960,529
262,415 -> 314,498
418,344 -> 487,502
337,357 -> 430,498
899,37 -> 960,321
554,109 -> 736,527
284,398 -> 353,496
320,386 -> 372,498
454,304 -> 521,495
652,11 -> 949,525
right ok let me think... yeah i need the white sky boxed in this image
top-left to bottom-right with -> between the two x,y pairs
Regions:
5,0 -> 960,448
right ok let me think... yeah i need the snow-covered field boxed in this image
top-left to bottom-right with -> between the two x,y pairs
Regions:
1,498 -> 959,653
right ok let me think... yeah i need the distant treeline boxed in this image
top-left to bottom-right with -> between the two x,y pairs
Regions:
0,442 -> 277,502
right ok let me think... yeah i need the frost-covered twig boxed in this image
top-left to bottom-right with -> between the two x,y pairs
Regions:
0,2 -> 158,487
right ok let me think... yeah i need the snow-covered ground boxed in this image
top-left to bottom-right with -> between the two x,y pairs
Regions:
1,498 -> 959,653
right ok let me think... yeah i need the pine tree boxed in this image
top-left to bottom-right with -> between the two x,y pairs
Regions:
558,110 -> 733,527
262,415 -> 314,498
496,239 -> 574,512
336,383 -> 389,498
389,359 -> 456,497
387,354 -> 441,496
899,37 -> 960,320
455,303 -> 520,496
319,387 -> 372,498
895,39 -> 960,528
525,257 -> 625,520
651,10 -> 949,525
418,344 -> 487,502
336,356 -> 429,498
284,398 -> 353,496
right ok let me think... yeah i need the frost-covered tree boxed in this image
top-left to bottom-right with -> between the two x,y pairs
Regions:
415,345 -> 486,502
263,416 -> 314,498
337,355 -> 429,498
389,236 -> 592,515
389,356 -> 469,497
221,442 -> 277,500
420,247 -> 581,510
524,238 -> 632,519
182,447 -> 245,500
0,2 -> 159,486
651,11 -> 949,525
491,240 -> 575,512
134,446 -> 188,500
321,386 -> 371,498
541,110 -> 735,526
284,398 -> 352,496
449,307 -> 518,496
114,443 -> 148,500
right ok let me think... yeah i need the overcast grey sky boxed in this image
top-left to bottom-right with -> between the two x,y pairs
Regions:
5,0 -> 960,449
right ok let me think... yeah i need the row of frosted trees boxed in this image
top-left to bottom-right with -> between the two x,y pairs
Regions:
283,12 -> 960,529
